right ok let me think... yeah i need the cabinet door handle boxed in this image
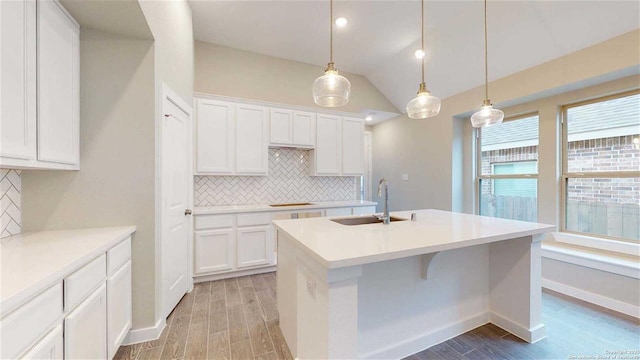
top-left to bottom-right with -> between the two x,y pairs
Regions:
184,209 -> 192,216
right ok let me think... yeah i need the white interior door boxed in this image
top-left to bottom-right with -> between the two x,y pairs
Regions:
160,85 -> 192,318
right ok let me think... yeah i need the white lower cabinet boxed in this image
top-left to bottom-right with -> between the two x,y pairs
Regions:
237,225 -> 271,268
1,237 -> 132,359
194,214 -> 274,278
64,284 -> 107,360
195,229 -> 235,274
22,325 -> 64,360
107,261 -> 132,360
193,206 -> 374,279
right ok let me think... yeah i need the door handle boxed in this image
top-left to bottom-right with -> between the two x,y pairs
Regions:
184,209 -> 192,216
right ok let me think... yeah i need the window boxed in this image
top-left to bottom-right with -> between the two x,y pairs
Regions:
562,91 -> 640,242
477,114 -> 539,222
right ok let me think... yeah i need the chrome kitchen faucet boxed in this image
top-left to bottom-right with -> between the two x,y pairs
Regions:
376,178 -> 390,224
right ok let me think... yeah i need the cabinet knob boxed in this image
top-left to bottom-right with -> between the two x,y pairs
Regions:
184,209 -> 192,216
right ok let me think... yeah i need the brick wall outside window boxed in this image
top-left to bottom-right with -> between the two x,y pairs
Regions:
481,135 -> 640,204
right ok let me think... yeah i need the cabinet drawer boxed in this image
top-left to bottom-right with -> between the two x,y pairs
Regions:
195,214 -> 234,230
0,283 -> 63,359
65,254 -> 106,312
108,237 -> 131,275
237,213 -> 271,227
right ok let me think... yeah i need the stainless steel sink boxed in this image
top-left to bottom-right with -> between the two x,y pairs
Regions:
269,202 -> 313,207
330,215 -> 407,226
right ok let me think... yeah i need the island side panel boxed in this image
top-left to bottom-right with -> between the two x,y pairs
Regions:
489,234 -> 545,343
276,230 -> 362,360
356,245 -> 491,359
276,229 -> 299,357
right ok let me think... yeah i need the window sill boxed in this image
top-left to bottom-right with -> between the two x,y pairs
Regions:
551,231 -> 639,256
541,242 -> 639,279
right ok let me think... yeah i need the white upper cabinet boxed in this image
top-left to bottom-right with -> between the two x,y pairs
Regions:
235,104 -> 268,175
311,114 -> 342,176
195,98 -> 268,176
269,108 -> 293,145
292,111 -> 315,147
194,96 -> 363,177
0,0 -> 79,170
268,109 -> 315,148
0,0 -> 37,164
37,0 -> 79,166
341,117 -> 364,175
195,99 -> 235,174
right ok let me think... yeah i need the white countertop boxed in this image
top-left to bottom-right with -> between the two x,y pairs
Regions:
273,209 -> 556,269
194,200 -> 377,215
0,226 -> 136,317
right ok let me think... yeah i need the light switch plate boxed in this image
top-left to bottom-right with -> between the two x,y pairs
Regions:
402,174 -> 409,181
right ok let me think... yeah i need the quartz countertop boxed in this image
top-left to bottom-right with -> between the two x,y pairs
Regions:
194,200 -> 377,215
272,209 -> 555,269
0,226 -> 136,317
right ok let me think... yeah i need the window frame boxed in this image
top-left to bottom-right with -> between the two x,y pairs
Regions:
475,112 -> 540,220
560,89 -> 640,243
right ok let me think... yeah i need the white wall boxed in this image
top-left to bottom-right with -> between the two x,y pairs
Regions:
22,29 -> 157,328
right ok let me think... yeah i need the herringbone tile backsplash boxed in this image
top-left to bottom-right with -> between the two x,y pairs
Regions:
195,148 -> 358,206
1,169 -> 21,239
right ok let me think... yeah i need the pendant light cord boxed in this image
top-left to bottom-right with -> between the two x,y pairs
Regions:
330,0 -> 333,64
484,0 -> 489,100
421,0 -> 425,84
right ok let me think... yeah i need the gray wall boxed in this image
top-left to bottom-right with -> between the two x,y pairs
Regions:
22,29 -> 157,328
195,41 -> 398,115
23,0 -> 195,332
371,30 -> 640,213
371,30 -> 640,313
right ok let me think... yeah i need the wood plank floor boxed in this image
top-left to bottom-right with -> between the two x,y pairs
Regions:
115,272 -> 639,360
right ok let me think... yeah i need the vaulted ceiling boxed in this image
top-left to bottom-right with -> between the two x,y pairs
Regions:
189,0 -> 639,114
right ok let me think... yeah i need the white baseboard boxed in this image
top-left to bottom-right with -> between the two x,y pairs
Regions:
360,312 -> 490,359
122,317 -> 166,346
194,265 -> 276,283
489,312 -> 545,343
542,278 -> 640,319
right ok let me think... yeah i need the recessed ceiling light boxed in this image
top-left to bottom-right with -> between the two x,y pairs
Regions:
335,17 -> 348,27
414,49 -> 425,59
365,115 -> 373,122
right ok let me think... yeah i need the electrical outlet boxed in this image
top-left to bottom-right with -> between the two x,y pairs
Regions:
402,174 -> 409,181
306,277 -> 316,298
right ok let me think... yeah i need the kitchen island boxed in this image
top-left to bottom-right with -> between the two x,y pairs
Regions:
273,209 -> 555,359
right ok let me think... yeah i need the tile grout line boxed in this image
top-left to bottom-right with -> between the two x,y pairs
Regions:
237,278 -> 257,359
257,276 -> 278,355
223,280 -> 233,360
251,277 -> 276,358
182,292 -> 195,360
204,285 -> 212,360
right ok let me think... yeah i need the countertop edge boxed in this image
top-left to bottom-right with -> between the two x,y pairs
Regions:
194,201 -> 378,215
273,217 -> 555,270
0,226 -> 137,318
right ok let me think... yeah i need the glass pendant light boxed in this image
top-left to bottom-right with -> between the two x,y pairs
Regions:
406,0 -> 441,119
312,0 -> 351,107
470,0 -> 504,128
